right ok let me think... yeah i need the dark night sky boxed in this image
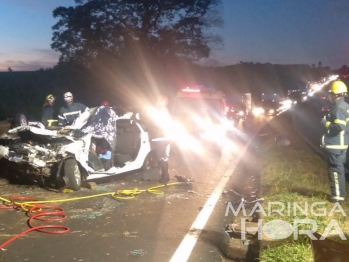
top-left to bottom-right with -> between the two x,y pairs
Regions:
1,0 -> 349,71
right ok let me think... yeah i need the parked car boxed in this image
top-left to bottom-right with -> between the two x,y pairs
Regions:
0,106 -> 158,190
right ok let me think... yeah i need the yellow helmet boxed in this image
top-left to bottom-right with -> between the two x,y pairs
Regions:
46,94 -> 55,101
329,81 -> 347,94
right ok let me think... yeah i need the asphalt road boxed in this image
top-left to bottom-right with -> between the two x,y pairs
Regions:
0,117 -> 269,262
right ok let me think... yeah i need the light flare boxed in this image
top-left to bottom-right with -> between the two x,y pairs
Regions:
252,107 -> 265,116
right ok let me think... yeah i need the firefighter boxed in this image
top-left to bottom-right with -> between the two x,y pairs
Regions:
42,94 -> 56,127
143,95 -> 171,184
58,92 -> 88,127
153,95 -> 170,184
321,80 -> 349,203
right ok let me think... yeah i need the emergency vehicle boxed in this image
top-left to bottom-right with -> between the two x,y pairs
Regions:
170,86 -> 230,150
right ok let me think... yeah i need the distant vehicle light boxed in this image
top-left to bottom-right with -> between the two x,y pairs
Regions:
181,88 -> 200,92
252,107 -> 265,116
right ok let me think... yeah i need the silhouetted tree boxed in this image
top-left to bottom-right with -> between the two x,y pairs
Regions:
51,0 -> 223,67
7,67 -> 12,72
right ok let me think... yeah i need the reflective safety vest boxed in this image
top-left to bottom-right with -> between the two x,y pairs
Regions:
321,97 -> 349,152
58,102 -> 87,126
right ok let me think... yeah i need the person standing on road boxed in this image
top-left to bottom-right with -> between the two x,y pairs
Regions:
58,92 -> 88,127
153,95 -> 171,184
42,94 -> 56,127
321,80 -> 349,203
144,94 -> 172,184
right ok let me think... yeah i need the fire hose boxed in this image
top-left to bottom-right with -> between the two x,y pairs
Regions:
0,181 -> 184,250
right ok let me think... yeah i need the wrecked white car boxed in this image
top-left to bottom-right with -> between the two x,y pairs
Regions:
0,106 -> 158,190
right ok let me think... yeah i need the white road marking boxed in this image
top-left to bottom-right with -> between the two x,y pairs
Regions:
169,140 -> 252,262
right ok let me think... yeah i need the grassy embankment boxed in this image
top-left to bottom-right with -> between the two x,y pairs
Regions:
257,112 -> 349,262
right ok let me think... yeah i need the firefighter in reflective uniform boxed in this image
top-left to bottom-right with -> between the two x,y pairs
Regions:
58,92 -> 88,127
42,94 -> 57,127
143,95 -> 171,184
321,80 -> 349,203
153,95 -> 171,184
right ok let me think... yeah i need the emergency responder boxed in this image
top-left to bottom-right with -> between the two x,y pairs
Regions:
42,94 -> 56,127
321,80 -> 349,203
58,92 -> 88,127
142,95 -> 171,184
154,95 -> 171,184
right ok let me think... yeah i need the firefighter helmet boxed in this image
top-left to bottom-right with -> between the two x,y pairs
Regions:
329,81 -> 348,94
46,94 -> 55,101
64,92 -> 73,99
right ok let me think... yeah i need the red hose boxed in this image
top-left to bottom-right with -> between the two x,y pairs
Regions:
0,196 -> 69,249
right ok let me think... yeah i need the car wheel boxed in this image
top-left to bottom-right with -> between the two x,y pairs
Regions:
141,153 -> 161,181
142,154 -> 153,172
64,158 -> 82,191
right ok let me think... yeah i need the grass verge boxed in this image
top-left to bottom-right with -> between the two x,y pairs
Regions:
258,112 -> 349,262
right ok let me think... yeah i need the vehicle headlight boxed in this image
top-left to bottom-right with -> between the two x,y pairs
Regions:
252,107 -> 264,116
238,111 -> 244,116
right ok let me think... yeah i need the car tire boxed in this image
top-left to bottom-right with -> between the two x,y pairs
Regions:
141,153 -> 161,181
142,153 -> 154,172
64,158 -> 82,191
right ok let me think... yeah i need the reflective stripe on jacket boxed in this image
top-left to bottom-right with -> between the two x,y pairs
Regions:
321,97 -> 349,152
58,102 -> 87,126
42,105 -> 55,126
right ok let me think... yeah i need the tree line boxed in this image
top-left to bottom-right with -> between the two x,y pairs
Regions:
0,62 -> 333,120
0,0 -> 337,119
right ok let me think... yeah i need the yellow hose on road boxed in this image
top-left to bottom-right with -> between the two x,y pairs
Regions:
0,181 -> 185,250
0,182 -> 183,210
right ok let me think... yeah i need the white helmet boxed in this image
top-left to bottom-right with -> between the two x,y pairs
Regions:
64,92 -> 73,98
64,92 -> 73,104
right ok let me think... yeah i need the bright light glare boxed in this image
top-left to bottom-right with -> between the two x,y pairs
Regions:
200,125 -> 226,141
252,107 -> 264,116
308,74 -> 339,93
329,75 -> 339,81
311,84 -> 321,91
182,88 -> 200,92
164,121 -> 202,150
146,106 -> 205,151
278,99 -> 292,111
223,119 -> 234,130
222,139 -> 238,153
